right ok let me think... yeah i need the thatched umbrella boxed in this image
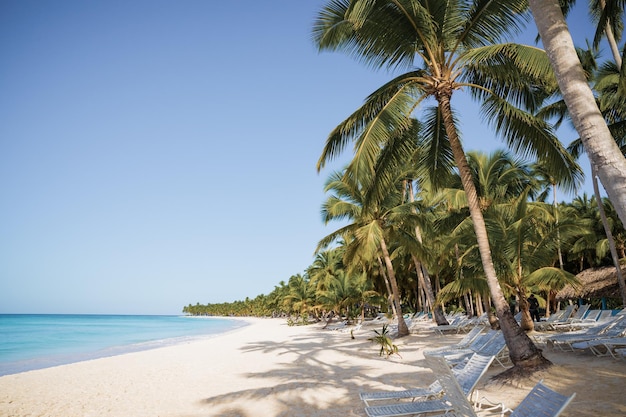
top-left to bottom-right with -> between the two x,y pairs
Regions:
556,265 -> 626,301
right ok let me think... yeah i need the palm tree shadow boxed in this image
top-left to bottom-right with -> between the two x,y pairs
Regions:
197,328 -> 434,416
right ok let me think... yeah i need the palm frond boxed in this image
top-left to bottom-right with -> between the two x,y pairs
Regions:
525,267 -> 580,292
314,0 -> 439,70
459,0 -> 530,48
463,43 -> 558,112
480,95 -> 583,193
317,71 -> 427,171
416,105 -> 457,190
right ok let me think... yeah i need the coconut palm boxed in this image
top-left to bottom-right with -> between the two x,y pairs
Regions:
283,274 -> 316,321
317,168 -> 412,336
313,0 -> 586,372
491,193 -> 584,331
307,248 -> 346,294
528,0 -> 626,226
540,35 -> 626,305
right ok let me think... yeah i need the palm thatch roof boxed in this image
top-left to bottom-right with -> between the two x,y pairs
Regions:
556,265 -> 626,301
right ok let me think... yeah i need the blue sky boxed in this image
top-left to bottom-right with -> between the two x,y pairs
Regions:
0,1 -> 603,314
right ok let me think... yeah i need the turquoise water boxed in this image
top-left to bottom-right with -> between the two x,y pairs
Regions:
0,314 -> 247,376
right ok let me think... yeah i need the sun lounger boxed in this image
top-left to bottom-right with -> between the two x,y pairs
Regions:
534,305 -> 576,331
571,336 -> 626,358
421,354 -> 575,417
549,304 -> 590,331
544,314 -> 626,351
360,353 -> 494,406
433,324 -> 486,349
425,329 -> 497,357
432,315 -> 472,334
426,330 -> 509,367
363,353 -> 494,416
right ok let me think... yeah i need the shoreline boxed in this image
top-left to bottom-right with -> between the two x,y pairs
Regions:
1,318 -> 625,416
0,315 -> 250,377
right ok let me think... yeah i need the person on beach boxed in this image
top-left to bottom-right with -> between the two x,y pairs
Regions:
528,294 -> 540,322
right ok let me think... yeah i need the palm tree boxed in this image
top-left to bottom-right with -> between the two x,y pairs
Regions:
312,0 -> 579,373
496,193 -> 584,331
528,0 -> 626,227
317,168 -> 411,335
540,36 -> 626,305
283,274 -> 316,321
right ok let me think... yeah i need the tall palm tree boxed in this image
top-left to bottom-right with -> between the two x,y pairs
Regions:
528,0 -> 626,226
313,0 -> 578,373
283,274 -> 316,320
318,168 -> 412,335
542,37 -> 626,305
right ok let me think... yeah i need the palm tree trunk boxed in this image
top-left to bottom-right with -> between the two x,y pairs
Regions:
594,0 -> 626,307
378,257 -> 397,318
379,236 -> 409,337
592,165 -> 626,306
407,182 -> 449,325
598,0 -> 622,66
529,0 -> 626,228
553,185 -> 564,271
437,91 -> 550,370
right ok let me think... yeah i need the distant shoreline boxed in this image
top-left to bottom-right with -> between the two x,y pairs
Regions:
0,314 -> 249,376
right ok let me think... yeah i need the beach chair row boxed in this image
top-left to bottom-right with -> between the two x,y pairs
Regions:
534,309 -> 626,358
534,305 -> 619,332
359,349 -> 574,417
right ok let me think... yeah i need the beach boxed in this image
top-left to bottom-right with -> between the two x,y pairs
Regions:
1,317 -> 625,417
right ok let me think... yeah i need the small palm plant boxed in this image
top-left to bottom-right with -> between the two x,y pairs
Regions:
368,325 -> 400,358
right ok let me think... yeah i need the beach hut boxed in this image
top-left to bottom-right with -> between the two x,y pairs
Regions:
556,265 -> 626,309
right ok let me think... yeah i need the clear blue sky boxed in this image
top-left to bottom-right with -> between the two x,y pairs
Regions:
0,1 -> 602,314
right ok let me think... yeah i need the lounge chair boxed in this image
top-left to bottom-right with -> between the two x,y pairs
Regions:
425,329 -> 498,357
549,304 -> 590,332
426,330 -> 509,367
558,309 -> 616,332
571,336 -> 626,358
534,304 -> 576,331
359,353 -> 494,406
435,324 -> 486,349
364,396 -> 453,417
543,314 -> 626,351
421,354 -> 575,417
432,315 -> 472,335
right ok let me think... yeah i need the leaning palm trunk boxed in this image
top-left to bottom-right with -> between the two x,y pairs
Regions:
411,255 -> 448,325
593,1 -> 626,307
407,184 -> 449,326
438,93 -> 550,371
378,257 -> 397,318
379,237 -> 409,337
592,166 -> 626,306
529,0 -> 626,227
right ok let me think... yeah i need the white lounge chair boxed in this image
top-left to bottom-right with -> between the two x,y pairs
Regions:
422,354 -> 575,417
359,353 -> 494,406
571,336 -> 626,358
425,329 -> 498,357
549,304 -> 590,332
544,314 -> 626,351
427,331 -> 509,367
534,304 -> 575,331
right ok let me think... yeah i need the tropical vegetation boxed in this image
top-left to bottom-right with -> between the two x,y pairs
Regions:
185,0 -> 626,378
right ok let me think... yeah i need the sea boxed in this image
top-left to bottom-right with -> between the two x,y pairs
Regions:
0,314 -> 247,377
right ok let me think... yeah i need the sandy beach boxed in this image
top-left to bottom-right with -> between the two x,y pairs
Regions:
1,317 -> 625,417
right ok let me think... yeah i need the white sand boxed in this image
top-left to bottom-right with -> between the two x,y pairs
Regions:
1,318 -> 625,417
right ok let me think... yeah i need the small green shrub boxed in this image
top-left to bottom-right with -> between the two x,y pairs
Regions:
368,324 -> 401,358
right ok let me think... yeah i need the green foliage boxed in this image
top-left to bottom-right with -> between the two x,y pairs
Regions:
368,325 -> 401,359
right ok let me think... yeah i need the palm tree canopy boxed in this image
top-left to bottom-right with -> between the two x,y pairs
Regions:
312,0 -> 581,191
